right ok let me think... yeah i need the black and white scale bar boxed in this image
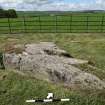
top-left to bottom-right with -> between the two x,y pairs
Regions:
26,99 -> 70,103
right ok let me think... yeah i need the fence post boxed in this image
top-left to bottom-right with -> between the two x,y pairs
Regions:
39,16 -> 41,33
101,16 -> 104,33
55,15 -> 57,33
70,15 -> 72,33
8,17 -> 12,34
86,16 -> 89,33
23,14 -> 27,33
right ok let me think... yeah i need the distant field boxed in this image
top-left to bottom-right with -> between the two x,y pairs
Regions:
1,13 -> 105,33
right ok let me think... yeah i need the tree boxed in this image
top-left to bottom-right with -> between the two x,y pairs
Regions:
8,9 -> 17,18
0,7 -> 5,18
0,8 -> 18,18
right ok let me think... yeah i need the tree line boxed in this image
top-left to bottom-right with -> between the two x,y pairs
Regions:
0,8 -> 18,18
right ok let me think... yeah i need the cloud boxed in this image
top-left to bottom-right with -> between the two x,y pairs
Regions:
95,0 -> 105,9
0,0 -> 51,10
0,0 -> 48,3
96,0 -> 103,4
0,0 -> 105,11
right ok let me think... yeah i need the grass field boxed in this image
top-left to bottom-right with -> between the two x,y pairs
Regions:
0,33 -> 105,105
1,13 -> 105,33
0,70 -> 105,105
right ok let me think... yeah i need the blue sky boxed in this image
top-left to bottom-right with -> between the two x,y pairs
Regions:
0,0 -> 105,11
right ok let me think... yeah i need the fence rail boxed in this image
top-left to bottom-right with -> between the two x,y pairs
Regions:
0,15 -> 105,34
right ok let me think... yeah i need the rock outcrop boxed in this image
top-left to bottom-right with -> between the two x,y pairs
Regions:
3,42 -> 105,90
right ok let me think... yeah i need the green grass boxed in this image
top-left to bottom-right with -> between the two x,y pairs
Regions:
0,33 -> 105,105
0,70 -> 105,105
1,13 -> 105,33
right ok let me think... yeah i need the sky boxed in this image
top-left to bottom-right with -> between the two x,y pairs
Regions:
0,0 -> 105,11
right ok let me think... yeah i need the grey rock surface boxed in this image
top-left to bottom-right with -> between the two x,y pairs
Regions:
3,42 -> 105,90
